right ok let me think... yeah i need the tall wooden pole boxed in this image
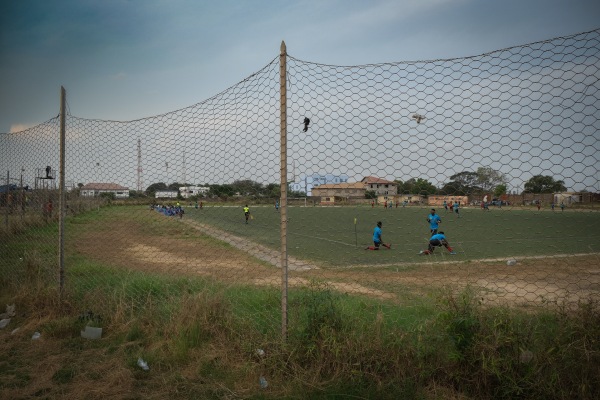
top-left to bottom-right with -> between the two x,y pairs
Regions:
20,168 -> 24,221
4,171 -> 8,229
59,86 -> 66,298
279,41 -> 289,340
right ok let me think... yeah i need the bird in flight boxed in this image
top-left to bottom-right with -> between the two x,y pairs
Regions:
303,117 -> 310,132
412,113 -> 426,123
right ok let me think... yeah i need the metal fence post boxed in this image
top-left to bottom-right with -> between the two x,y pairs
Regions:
59,86 -> 66,298
279,41 -> 289,340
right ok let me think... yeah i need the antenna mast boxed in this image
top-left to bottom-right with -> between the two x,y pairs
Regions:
182,150 -> 186,185
137,138 -> 143,192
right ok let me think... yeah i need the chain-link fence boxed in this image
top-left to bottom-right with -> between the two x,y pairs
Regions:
1,29 -> 599,335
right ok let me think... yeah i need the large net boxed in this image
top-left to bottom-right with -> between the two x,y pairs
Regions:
1,29 -> 599,335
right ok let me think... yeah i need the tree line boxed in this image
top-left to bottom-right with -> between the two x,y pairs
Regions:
142,170 -> 568,199
393,168 -> 566,197
144,180 -> 305,199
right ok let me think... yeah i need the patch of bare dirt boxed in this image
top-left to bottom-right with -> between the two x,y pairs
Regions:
72,213 -> 274,284
72,212 -> 600,307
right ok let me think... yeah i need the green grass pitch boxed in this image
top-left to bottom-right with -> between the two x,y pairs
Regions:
188,205 -> 600,267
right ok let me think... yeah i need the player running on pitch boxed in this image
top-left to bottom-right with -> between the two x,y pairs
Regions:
427,208 -> 442,235
452,201 -> 461,217
243,204 -> 250,224
419,231 -> 456,255
365,221 -> 391,250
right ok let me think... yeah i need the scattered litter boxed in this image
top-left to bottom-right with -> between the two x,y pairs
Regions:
0,304 -> 15,319
31,332 -> 41,340
11,327 -> 20,335
137,357 -> 150,371
506,259 -> 517,266
0,319 -> 10,329
255,348 -> 265,357
78,310 -> 102,323
81,326 -> 103,340
259,376 -> 268,389
519,350 -> 534,364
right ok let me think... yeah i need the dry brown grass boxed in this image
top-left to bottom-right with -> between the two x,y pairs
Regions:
2,207 -> 598,399
69,209 -> 600,309
0,289 -> 267,400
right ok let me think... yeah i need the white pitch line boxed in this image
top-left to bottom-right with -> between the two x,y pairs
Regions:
291,231 -> 358,247
339,251 -> 600,269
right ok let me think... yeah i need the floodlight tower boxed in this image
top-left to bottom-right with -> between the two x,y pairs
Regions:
165,162 -> 169,185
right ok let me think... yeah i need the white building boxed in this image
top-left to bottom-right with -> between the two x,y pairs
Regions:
288,173 -> 349,196
554,192 -> 582,205
178,186 -> 210,199
155,190 -> 179,199
80,183 -> 130,198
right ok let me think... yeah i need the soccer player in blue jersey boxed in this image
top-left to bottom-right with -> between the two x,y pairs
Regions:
453,201 -> 460,217
427,209 -> 442,235
365,221 -> 391,250
419,232 -> 456,255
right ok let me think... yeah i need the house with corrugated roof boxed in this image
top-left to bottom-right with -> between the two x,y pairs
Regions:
361,176 -> 397,196
80,183 -> 130,198
311,176 -> 398,205
312,182 -> 367,202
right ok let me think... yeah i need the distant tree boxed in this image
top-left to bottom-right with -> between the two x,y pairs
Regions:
99,192 -> 116,201
440,181 -> 467,195
289,190 -> 306,197
209,184 -> 234,198
231,179 -> 264,196
71,182 -> 84,196
394,180 -> 407,194
494,184 -> 508,197
265,183 -> 280,198
365,190 -> 377,199
395,178 -> 437,195
476,167 -> 508,193
412,178 -> 437,196
441,171 -> 480,195
168,182 -> 182,191
129,190 -> 147,198
524,175 -> 567,193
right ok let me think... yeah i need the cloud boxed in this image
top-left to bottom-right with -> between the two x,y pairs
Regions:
112,72 -> 127,80
343,0 -> 460,27
9,123 -> 35,133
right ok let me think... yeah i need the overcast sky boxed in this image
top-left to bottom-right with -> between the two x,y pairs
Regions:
1,0 -> 599,134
